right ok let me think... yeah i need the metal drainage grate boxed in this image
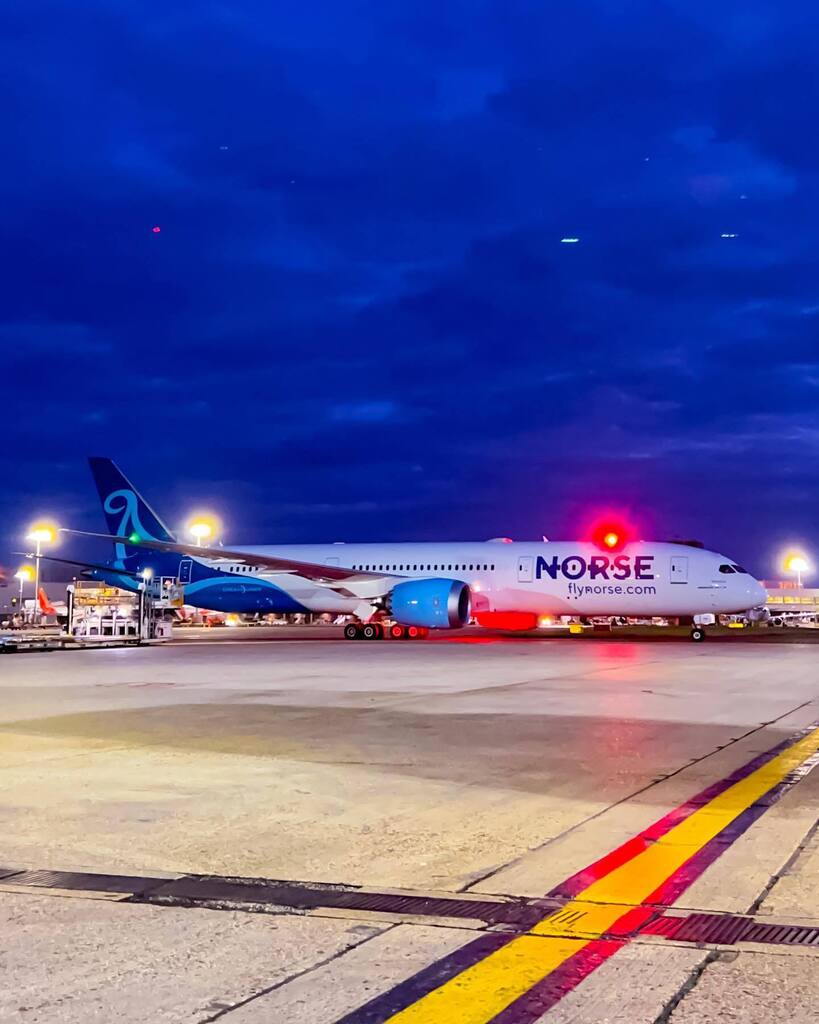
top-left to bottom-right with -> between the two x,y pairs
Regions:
643,912 -> 819,947
144,875 -> 552,928
6,869 -> 169,895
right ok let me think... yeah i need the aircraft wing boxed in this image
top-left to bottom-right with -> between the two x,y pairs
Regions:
60,529 -> 395,584
16,551 -> 146,579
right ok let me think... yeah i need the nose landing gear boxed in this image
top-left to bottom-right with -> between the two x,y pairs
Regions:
690,626 -> 706,642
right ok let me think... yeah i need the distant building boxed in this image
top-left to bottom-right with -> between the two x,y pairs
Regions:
762,580 -> 819,613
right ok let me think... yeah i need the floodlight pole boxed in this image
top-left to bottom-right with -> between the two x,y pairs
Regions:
33,538 -> 42,624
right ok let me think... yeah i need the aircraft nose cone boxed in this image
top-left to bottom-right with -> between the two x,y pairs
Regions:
751,577 -> 767,606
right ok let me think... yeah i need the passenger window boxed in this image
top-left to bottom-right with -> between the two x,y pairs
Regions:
718,564 -> 735,574
491,564 -> 495,571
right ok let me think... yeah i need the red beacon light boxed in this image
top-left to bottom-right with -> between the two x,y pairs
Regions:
591,521 -> 629,552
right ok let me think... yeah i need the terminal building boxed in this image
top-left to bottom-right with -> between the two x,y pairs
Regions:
763,580 -> 819,623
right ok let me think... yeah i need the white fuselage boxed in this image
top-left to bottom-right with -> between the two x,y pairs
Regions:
203,540 -> 765,620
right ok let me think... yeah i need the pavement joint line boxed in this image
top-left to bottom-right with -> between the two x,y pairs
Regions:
462,696 -> 815,893
746,811 -> 819,916
330,720 -> 819,1024
652,948 -> 719,1024
197,922 -> 398,1024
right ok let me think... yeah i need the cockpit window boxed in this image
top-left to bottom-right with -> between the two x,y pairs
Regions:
731,564 -> 747,573
718,564 -> 736,574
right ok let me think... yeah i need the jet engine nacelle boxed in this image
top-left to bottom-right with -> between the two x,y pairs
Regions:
388,578 -> 471,629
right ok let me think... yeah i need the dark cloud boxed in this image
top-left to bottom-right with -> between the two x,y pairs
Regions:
2,0 -> 818,576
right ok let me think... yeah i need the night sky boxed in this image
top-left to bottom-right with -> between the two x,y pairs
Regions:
3,2 -> 818,577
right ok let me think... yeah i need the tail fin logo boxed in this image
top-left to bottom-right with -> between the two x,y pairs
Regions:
104,488 -> 157,565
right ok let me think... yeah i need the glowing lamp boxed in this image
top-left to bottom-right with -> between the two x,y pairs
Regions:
603,532 -> 619,549
188,515 -> 219,546
26,525 -> 56,545
785,555 -> 809,574
15,566 -> 34,582
783,552 -> 811,587
190,522 -> 212,543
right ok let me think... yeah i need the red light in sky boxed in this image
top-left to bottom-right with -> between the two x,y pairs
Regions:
152,225 -> 161,233
591,520 -> 629,551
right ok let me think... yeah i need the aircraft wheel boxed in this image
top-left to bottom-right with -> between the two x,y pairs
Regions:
344,623 -> 363,640
690,626 -> 706,643
389,624 -> 406,640
362,623 -> 382,640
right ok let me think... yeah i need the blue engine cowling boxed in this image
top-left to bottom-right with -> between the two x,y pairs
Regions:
388,578 -> 471,629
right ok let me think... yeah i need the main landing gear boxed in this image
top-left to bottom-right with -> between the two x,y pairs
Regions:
343,622 -> 429,641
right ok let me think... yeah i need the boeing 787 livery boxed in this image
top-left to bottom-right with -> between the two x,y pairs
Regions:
59,458 -> 766,641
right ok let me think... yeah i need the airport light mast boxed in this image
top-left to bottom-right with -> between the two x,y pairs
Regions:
14,565 -> 34,615
25,524 -> 56,624
187,515 -> 219,547
785,553 -> 811,589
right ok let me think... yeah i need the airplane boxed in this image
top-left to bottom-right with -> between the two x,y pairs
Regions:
55,457 -> 766,642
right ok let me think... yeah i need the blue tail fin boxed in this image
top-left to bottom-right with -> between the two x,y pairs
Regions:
88,457 -> 175,570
